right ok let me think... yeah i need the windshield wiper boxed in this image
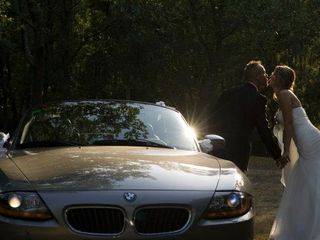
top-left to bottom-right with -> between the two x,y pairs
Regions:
19,140 -> 83,148
92,139 -> 174,149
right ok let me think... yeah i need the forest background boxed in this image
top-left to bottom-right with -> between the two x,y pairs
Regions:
1,0 -> 320,155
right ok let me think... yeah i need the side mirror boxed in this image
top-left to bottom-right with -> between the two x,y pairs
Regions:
204,134 -> 225,149
0,132 -> 10,145
199,134 -> 226,156
0,132 -> 10,158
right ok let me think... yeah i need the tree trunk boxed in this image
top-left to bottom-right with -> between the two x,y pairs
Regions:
31,39 -> 45,107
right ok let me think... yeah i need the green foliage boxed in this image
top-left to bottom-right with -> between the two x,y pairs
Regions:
0,0 -> 320,134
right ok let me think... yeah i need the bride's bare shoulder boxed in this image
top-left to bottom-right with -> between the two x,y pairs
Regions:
276,89 -> 293,99
276,89 -> 302,107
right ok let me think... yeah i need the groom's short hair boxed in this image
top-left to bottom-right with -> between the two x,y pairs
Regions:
244,60 -> 262,81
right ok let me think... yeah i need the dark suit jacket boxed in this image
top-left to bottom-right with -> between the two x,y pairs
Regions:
211,82 -> 281,171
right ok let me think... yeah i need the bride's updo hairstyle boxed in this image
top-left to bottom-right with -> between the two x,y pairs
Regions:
274,65 -> 296,91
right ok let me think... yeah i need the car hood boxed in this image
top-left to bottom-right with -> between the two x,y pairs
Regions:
3,146 -> 221,191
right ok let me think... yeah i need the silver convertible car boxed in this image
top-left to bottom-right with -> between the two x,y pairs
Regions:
0,100 -> 253,240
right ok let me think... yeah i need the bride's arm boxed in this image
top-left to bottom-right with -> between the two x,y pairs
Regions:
277,91 -> 294,158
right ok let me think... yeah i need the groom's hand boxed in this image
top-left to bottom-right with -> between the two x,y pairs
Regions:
279,155 -> 290,169
275,156 -> 289,169
275,157 -> 283,169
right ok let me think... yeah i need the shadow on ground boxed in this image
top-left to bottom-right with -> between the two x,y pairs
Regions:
247,156 -> 284,240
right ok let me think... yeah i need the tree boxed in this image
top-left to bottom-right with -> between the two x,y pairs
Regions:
0,0 -> 320,137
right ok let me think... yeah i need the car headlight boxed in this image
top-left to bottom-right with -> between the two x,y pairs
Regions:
0,192 -> 52,220
203,191 -> 252,219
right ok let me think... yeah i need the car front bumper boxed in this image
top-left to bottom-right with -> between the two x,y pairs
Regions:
0,190 -> 254,240
0,211 -> 254,240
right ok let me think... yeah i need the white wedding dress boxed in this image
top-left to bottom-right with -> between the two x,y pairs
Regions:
270,107 -> 320,240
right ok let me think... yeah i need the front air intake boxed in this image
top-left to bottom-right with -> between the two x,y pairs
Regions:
134,206 -> 190,234
65,206 -> 125,235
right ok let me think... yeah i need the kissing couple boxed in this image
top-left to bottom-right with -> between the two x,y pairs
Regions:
211,60 -> 320,240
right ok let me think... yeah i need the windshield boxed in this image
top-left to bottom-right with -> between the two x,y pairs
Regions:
13,101 -> 198,151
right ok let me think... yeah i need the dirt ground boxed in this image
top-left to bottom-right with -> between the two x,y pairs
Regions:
247,156 -> 284,240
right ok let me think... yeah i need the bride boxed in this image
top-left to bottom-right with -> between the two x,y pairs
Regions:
269,65 -> 320,240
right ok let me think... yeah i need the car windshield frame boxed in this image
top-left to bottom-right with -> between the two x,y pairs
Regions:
11,100 -> 199,152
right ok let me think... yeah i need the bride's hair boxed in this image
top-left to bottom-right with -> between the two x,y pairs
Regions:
274,65 -> 296,91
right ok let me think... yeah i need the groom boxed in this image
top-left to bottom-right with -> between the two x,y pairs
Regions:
210,60 -> 282,171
